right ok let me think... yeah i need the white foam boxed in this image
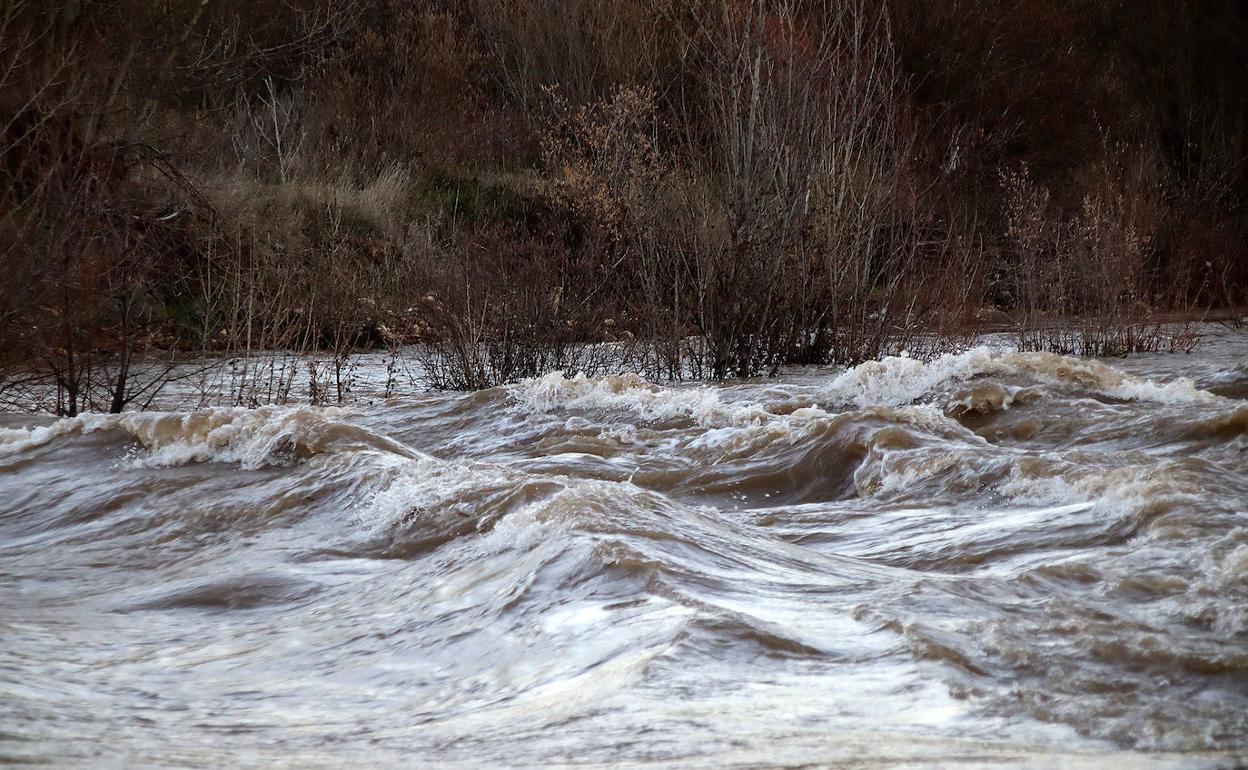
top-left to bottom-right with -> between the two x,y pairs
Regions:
999,457 -> 1204,524
363,453 -> 520,530
510,371 -> 770,426
0,406 -> 400,469
825,347 -> 1003,407
511,349 -> 1220,434
0,419 -> 88,454
824,346 -> 1222,407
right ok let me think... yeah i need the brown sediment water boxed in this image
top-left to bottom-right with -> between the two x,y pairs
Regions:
1,328 -> 1246,769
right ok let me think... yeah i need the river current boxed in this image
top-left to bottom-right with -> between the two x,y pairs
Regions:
2,330 -> 1246,768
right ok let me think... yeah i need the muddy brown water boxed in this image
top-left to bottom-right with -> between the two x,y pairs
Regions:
2,330 -> 1246,768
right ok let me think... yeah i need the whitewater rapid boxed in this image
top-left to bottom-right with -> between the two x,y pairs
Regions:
1,334 -> 1246,768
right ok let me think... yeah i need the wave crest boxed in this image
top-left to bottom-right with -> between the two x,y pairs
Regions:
0,407 -> 417,468
825,347 -> 1221,407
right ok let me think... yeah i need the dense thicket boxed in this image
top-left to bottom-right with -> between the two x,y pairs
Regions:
2,0 -> 1245,411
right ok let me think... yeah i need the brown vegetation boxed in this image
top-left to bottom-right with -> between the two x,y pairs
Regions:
2,0 -> 1246,412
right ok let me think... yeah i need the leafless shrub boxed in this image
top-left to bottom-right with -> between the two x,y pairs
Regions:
4,0 -> 1244,410
230,77 -> 306,183
1002,148 -> 1201,356
670,0 -> 944,375
415,225 -> 626,390
466,0 -> 677,121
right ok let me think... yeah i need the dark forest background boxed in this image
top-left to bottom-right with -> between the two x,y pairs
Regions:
2,0 -> 1246,412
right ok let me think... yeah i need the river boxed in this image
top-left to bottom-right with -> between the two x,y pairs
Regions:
2,329 -> 1246,768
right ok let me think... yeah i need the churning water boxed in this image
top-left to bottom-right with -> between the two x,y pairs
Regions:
2,329 -> 1247,769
